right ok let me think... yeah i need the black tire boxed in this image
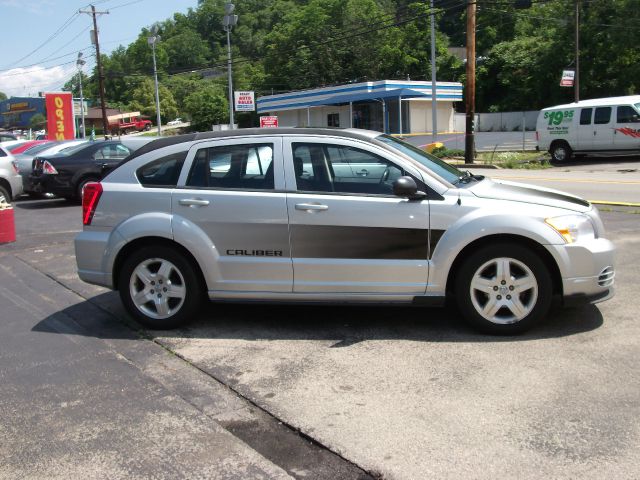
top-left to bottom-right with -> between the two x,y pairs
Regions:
550,141 -> 572,162
144,124 -> 151,131
118,245 -> 204,329
0,185 -> 10,204
76,177 -> 100,201
454,243 -> 552,335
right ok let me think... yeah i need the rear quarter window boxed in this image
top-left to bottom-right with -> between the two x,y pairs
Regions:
136,151 -> 187,188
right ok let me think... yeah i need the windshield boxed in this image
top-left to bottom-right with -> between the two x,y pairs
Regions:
376,134 -> 462,184
56,143 -> 89,156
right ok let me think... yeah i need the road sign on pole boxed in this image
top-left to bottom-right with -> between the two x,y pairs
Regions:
560,69 -> 575,87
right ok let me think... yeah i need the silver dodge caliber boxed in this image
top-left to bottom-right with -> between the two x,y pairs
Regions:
75,128 -> 615,334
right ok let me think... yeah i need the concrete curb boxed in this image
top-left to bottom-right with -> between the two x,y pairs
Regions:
589,200 -> 640,208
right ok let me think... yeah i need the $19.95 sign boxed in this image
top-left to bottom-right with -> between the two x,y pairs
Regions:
45,92 -> 75,140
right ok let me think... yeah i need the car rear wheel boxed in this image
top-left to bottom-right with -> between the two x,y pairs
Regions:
455,243 -> 552,334
0,185 -> 10,204
550,141 -> 572,162
119,246 -> 204,329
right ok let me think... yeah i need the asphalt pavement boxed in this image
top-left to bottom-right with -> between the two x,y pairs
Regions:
1,164 -> 639,478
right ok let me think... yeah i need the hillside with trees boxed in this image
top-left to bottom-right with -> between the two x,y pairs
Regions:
65,0 -> 640,128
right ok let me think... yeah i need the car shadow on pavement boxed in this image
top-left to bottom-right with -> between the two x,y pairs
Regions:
31,291 -> 604,346
15,198 -> 75,210
550,155 -> 640,168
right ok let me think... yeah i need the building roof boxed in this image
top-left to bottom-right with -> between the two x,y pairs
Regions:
257,80 -> 463,113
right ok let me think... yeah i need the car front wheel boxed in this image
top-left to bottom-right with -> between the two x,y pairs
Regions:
455,243 -> 552,334
118,246 -> 204,329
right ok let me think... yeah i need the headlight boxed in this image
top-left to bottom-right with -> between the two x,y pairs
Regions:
545,214 -> 595,243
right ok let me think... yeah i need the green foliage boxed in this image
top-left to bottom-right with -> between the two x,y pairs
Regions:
85,0 -> 640,129
184,83 -> 228,130
128,77 -> 179,121
29,113 -> 46,129
0,91 -> 7,101
431,147 -> 464,158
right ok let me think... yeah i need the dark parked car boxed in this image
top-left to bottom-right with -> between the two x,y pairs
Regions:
27,138 -> 154,200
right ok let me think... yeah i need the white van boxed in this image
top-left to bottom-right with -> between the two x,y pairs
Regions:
537,95 -> 640,161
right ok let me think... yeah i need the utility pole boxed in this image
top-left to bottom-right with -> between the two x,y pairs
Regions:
464,0 -> 476,164
80,5 -> 109,139
574,0 -> 580,102
148,27 -> 162,137
223,3 -> 238,129
430,0 -> 437,144
77,52 -> 86,139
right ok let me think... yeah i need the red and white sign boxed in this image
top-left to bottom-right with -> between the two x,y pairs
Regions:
560,69 -> 575,87
260,116 -> 278,128
45,92 -> 75,140
234,91 -> 255,112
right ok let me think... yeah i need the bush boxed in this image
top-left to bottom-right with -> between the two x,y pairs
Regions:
431,147 -> 465,158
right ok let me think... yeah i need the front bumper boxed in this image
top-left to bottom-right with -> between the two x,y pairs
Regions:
547,237 -> 616,306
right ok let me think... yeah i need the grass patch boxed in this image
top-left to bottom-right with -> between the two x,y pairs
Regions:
439,151 -> 551,169
431,147 -> 551,169
477,151 -> 551,169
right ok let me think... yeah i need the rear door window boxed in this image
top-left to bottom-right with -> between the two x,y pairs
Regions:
186,143 -> 274,190
594,107 -> 612,125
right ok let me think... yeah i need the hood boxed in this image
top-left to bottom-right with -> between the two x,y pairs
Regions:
470,178 -> 591,213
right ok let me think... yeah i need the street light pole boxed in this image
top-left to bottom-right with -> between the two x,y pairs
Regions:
574,0 -> 580,102
430,0 -> 438,144
77,52 -> 86,139
148,28 -> 162,137
223,3 -> 238,129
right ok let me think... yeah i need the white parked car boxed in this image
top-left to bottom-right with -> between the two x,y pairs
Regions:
0,145 -> 24,203
167,118 -> 182,126
75,128 -> 615,334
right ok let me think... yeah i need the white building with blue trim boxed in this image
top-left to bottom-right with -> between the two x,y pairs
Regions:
256,80 -> 463,134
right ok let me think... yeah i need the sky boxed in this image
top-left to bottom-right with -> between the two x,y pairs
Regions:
0,0 -> 197,98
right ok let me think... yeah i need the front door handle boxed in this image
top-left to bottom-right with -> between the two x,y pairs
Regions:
179,198 -> 210,207
295,203 -> 328,212
356,169 -> 369,176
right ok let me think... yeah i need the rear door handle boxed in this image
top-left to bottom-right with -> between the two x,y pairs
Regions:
295,203 -> 328,212
179,198 -> 210,207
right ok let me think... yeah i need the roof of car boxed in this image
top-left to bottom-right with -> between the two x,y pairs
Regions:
542,95 -> 640,111
125,127 -> 380,162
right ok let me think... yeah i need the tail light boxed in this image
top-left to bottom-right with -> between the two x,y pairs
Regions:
42,160 -> 58,174
11,161 -> 19,174
82,182 -> 103,226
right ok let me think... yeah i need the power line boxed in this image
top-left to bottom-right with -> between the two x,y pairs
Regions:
0,12 -> 80,69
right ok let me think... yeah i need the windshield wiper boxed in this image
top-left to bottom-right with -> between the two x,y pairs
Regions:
455,170 -> 484,185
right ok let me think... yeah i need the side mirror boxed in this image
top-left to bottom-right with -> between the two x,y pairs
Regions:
393,176 -> 426,200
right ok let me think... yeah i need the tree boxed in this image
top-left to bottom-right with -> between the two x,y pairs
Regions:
0,91 -> 7,101
29,113 -> 46,129
183,83 -> 228,131
128,77 -> 179,122
62,72 -> 91,98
